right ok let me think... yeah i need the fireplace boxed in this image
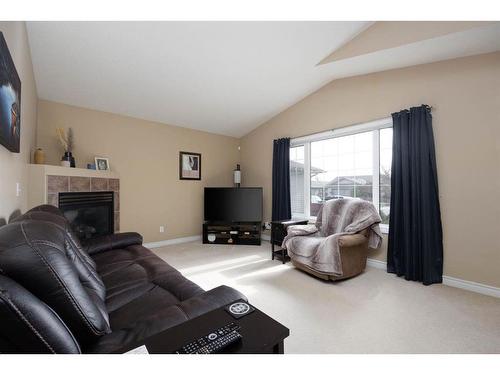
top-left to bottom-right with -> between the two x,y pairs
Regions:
59,191 -> 114,240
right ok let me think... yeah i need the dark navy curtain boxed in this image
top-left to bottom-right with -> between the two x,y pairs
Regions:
388,105 -> 443,285
272,138 -> 291,221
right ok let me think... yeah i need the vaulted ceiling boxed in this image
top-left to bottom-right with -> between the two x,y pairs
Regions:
27,21 -> 500,137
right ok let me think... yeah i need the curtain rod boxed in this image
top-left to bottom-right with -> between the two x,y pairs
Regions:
399,104 -> 434,113
417,104 -> 434,110
289,105 -> 434,144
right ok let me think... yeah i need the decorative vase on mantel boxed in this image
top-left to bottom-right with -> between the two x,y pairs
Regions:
61,151 -> 76,168
56,127 -> 76,168
34,148 -> 45,164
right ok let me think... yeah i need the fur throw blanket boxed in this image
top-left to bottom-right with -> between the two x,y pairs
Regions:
282,198 -> 383,276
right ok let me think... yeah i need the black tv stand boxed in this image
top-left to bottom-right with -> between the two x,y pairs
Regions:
203,222 -> 261,246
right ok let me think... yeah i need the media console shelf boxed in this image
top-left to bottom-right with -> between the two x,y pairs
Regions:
203,222 -> 262,246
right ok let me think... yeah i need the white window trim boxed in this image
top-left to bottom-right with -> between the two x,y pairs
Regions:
303,142 -> 311,219
290,116 -> 392,234
291,117 -> 392,147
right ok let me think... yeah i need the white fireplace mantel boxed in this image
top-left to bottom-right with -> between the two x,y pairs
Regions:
29,164 -> 119,180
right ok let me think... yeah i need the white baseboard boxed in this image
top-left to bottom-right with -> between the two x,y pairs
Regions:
366,258 -> 500,299
147,234 -> 269,248
144,235 -> 202,249
441,275 -> 500,299
366,258 -> 386,270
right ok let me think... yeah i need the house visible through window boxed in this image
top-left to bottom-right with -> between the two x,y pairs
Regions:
290,118 -> 392,232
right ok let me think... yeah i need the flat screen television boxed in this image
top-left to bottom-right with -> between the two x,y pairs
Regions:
204,187 -> 263,223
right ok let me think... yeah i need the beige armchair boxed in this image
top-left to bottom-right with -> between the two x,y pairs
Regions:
283,198 -> 382,281
291,228 -> 370,281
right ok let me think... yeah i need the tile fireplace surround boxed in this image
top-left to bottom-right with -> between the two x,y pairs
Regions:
27,165 -> 120,231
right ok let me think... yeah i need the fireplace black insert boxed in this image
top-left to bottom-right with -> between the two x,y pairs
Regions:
58,191 -> 114,240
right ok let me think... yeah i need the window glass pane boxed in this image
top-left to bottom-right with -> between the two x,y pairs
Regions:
379,128 -> 393,225
310,131 -> 374,217
354,131 -> 372,152
290,146 -> 305,215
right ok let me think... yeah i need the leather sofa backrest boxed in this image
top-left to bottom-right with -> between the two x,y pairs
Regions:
0,219 -> 111,346
26,204 -> 67,216
11,210 -> 106,301
0,274 -> 81,353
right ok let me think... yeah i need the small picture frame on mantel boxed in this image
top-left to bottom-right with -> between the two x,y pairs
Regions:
179,151 -> 201,180
95,157 -> 110,171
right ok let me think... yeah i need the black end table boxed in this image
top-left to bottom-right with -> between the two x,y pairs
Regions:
271,219 -> 308,264
115,302 -> 289,354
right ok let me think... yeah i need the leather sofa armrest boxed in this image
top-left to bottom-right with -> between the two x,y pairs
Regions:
177,285 -> 248,320
84,232 -> 143,255
338,233 -> 368,248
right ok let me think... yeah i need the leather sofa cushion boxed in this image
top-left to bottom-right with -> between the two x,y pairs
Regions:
0,220 -> 111,345
91,245 -> 204,313
0,274 -> 81,354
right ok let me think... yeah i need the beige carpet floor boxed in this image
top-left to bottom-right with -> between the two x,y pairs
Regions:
153,241 -> 500,353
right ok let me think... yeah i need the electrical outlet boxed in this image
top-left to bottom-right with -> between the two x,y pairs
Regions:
159,226 -> 165,233
16,182 -> 21,197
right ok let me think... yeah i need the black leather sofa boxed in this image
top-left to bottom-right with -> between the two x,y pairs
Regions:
0,205 -> 246,353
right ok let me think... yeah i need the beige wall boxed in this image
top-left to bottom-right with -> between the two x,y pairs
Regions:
320,21 -> 493,64
240,52 -> 500,287
0,22 -> 38,224
36,100 -> 240,242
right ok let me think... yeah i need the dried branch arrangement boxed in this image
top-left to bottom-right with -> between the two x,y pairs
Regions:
56,127 -> 74,152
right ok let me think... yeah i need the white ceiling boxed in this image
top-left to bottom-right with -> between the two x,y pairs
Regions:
26,22 -> 500,138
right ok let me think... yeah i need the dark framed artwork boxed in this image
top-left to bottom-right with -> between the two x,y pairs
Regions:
179,151 -> 201,180
0,32 -> 21,153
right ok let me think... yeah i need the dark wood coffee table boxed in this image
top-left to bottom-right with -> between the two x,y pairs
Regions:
116,302 -> 289,354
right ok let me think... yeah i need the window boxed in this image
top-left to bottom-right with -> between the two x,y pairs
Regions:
290,145 -> 305,215
379,127 -> 393,225
290,118 -> 392,232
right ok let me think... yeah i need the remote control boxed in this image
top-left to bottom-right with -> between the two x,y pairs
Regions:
175,322 -> 242,354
